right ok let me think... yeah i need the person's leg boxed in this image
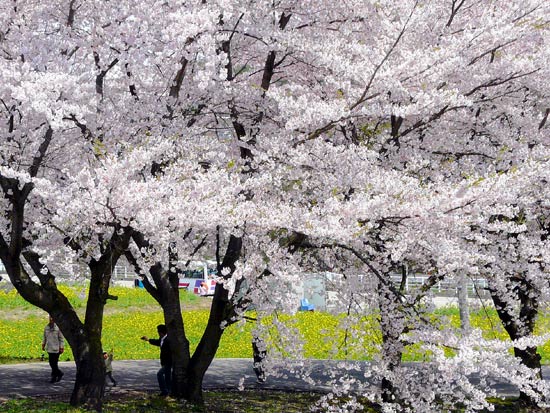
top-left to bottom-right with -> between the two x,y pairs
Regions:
106,372 -> 117,386
48,353 -> 56,382
157,366 -> 168,395
53,353 -> 63,381
48,353 -> 62,382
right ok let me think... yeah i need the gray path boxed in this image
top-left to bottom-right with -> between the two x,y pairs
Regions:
0,359 -> 546,400
0,358 -> 308,400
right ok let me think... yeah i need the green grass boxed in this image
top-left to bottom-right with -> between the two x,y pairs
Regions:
0,390 -> 325,413
0,285 -> 212,362
0,284 -> 198,310
0,392 -> 533,412
1,285 -> 550,364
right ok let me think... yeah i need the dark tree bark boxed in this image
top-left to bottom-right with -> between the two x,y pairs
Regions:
0,125 -> 134,410
123,11 -> 293,403
68,239 -> 131,409
4,232 -> 130,411
128,231 -> 244,404
184,234 -> 242,402
126,232 -> 191,399
0,172 -> 131,411
378,280 -> 405,403
490,277 -> 543,407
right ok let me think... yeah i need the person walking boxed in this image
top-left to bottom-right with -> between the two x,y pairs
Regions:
103,349 -> 117,386
141,324 -> 172,396
252,336 -> 267,383
42,316 -> 64,383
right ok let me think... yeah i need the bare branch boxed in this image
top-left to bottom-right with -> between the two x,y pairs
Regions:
169,57 -> 189,99
28,125 -> 53,178
125,63 -> 139,100
464,69 -> 540,97
539,108 -> 549,130
260,51 -> 276,91
350,0 -> 419,111
468,39 -> 517,66
446,0 -> 466,27
95,55 -> 120,98
67,0 -> 76,27
279,12 -> 292,30
168,36 -> 195,99
63,114 -> 94,141
124,249 -> 161,303
22,250 -> 57,287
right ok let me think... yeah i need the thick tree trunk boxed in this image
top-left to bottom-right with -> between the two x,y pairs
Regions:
184,286 -> 229,403
129,231 -> 242,405
184,235 -> 243,404
128,233 -> 194,399
47,302 -> 104,410
3,258 -> 107,411
378,281 -> 404,404
514,347 -> 542,376
490,280 -> 543,407
0,166 -> 130,412
3,229 -> 130,411
68,269 -> 108,410
67,235 -> 130,410
70,345 -> 105,410
162,283 -> 191,398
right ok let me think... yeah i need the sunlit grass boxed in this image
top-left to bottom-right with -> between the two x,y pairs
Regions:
0,284 -> 197,310
1,284 -> 550,364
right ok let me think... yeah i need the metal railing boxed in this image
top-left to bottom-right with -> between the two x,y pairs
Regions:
390,275 -> 490,298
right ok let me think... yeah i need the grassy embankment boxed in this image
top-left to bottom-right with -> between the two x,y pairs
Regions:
2,284 -> 550,363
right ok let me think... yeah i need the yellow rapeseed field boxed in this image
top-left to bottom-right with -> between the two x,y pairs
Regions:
1,285 -> 550,363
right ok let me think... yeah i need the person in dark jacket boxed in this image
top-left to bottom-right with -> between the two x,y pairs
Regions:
141,324 -> 172,396
252,337 -> 267,383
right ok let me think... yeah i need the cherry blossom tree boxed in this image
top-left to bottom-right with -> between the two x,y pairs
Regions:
457,159 -> 550,406
231,0 -> 550,410
0,1 -> 225,409
2,0 -> 550,411
0,137 -> 132,410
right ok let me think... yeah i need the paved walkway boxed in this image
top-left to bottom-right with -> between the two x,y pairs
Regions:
0,358 -> 319,400
0,359 -> 545,400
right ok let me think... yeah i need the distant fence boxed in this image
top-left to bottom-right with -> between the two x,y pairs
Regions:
0,260 -> 491,300
390,275 -> 490,298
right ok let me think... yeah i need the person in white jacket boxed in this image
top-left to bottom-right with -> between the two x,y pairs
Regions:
42,316 -> 64,383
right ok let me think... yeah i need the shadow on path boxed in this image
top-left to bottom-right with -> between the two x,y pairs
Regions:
0,358 -> 535,401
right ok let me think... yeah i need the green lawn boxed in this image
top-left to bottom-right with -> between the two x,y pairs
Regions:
0,285 -> 254,361
1,285 -> 550,363
0,391 -> 525,413
0,390 -> 326,413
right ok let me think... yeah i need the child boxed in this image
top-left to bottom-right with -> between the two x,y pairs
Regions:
103,349 -> 117,386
